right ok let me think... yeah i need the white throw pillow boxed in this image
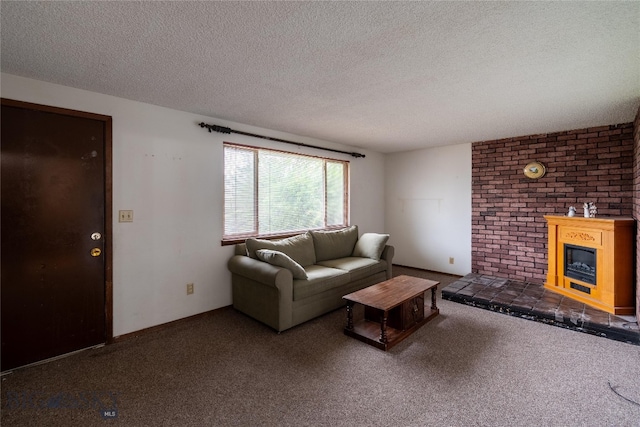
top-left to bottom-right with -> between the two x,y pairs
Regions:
255,249 -> 308,279
352,233 -> 390,260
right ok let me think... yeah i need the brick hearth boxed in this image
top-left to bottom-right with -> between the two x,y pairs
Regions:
442,273 -> 639,346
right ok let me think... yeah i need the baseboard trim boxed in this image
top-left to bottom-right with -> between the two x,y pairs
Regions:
393,264 -> 463,278
1,343 -> 105,376
111,305 -> 233,343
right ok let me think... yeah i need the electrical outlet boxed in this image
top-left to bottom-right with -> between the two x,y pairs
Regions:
186,283 -> 194,295
449,257 -> 454,265
119,210 -> 133,222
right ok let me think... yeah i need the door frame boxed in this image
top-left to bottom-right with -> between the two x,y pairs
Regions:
1,98 -> 114,343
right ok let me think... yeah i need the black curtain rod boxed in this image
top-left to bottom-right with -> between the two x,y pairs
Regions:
198,122 -> 365,158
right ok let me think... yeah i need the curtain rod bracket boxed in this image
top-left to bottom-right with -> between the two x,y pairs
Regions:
198,122 -> 365,158
199,123 -> 231,134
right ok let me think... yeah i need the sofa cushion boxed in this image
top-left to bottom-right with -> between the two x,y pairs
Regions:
310,225 -> 358,262
246,232 -> 316,266
316,257 -> 386,282
352,233 -> 389,260
293,265 -> 351,301
255,249 -> 308,280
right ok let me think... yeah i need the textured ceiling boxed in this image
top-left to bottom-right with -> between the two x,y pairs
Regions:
1,1 -> 639,153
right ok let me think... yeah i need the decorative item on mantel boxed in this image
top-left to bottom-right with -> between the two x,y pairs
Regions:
583,202 -> 597,218
567,206 -> 576,217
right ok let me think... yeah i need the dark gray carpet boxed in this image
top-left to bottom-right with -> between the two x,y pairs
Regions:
2,267 -> 639,426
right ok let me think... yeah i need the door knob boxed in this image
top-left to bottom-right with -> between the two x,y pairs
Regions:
91,232 -> 102,241
90,248 -> 102,257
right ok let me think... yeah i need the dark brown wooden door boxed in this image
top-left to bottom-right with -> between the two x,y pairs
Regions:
1,102 -> 108,371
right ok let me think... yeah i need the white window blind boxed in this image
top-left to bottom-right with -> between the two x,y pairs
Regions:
224,143 -> 349,239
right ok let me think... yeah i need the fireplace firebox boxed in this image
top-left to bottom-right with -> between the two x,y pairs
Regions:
564,244 -> 596,285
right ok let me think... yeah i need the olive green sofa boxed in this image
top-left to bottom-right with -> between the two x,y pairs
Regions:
227,226 -> 394,332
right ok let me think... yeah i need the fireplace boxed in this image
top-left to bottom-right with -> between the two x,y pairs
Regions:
544,215 -> 635,315
564,244 -> 596,285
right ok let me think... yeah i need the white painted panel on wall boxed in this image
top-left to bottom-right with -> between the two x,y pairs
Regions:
385,143 -> 472,275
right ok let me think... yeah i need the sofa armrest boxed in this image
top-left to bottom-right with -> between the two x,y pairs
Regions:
228,255 -> 295,332
381,245 -> 394,262
380,245 -> 394,279
228,255 -> 292,287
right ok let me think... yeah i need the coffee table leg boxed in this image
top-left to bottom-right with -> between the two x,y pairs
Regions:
380,311 -> 388,343
431,285 -> 438,310
346,302 -> 354,331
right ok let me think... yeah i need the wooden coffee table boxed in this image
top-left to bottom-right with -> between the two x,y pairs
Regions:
342,275 -> 439,350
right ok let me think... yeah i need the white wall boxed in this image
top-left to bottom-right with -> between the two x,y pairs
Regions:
1,73 -> 385,336
385,143 -> 472,275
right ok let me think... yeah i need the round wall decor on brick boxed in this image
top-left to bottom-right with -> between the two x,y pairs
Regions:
523,161 -> 546,179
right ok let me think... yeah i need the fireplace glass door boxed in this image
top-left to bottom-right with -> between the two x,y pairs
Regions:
564,244 -> 596,285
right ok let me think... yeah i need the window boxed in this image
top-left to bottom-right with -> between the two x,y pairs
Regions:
223,143 -> 349,241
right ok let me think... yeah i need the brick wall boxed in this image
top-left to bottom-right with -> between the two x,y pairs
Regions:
472,123 -> 634,284
633,108 -> 640,316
